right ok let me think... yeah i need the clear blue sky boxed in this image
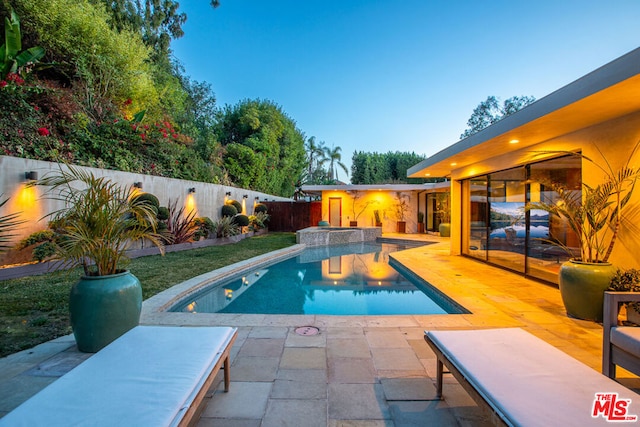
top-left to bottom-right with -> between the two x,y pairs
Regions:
172,1 -> 640,182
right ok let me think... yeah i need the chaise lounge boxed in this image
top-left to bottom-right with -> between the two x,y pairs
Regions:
0,325 -> 238,426
603,291 -> 640,379
425,327 -> 639,426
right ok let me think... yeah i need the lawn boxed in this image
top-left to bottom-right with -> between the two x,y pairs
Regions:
0,232 -> 296,358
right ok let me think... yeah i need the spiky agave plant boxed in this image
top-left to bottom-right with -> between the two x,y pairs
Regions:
38,165 -> 165,276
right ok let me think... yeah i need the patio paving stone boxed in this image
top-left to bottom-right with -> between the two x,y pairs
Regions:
262,399 -> 327,427
203,381 -> 272,419
328,383 -> 391,420
280,347 -> 327,370
328,357 -> 377,384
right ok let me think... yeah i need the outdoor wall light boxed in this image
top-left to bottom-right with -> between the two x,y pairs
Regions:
225,191 -> 231,197
24,171 -> 38,181
188,187 -> 196,194
133,182 -> 143,189
243,194 -> 248,199
254,196 -> 259,201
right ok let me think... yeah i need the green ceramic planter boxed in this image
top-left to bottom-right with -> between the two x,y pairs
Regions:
318,221 -> 330,227
558,260 -> 617,322
70,270 -> 142,353
439,223 -> 451,237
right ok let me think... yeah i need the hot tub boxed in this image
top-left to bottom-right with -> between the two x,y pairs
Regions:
296,226 -> 382,247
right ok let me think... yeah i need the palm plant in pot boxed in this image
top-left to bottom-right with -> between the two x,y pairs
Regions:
528,142 -> 640,322
37,166 -> 165,352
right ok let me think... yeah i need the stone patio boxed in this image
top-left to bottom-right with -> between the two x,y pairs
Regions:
1,234 -> 638,426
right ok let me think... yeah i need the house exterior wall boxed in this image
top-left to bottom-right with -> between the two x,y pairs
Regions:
447,111 -> 640,270
319,189 -> 419,233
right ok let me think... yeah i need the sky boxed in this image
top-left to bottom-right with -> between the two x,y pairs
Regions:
171,1 -> 640,182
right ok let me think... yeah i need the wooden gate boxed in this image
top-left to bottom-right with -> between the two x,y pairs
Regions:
264,201 -> 321,232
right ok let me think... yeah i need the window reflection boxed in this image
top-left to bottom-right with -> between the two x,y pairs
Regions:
462,155 -> 581,284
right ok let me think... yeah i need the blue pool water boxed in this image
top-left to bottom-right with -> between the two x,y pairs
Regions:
171,242 -> 467,315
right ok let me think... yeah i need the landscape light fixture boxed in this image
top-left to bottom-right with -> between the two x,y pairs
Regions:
24,171 -> 38,181
243,194 -> 248,199
133,182 -> 143,189
188,187 -> 196,194
225,191 -> 231,197
254,196 -> 259,201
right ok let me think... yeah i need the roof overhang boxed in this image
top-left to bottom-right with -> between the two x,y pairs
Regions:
408,48 -> 640,178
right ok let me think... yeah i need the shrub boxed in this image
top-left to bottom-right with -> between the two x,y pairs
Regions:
249,211 -> 270,231
157,206 -> 169,221
193,217 -> 214,240
32,241 -> 56,261
221,204 -> 237,218
233,214 -> 249,227
213,216 -> 239,238
254,202 -> 268,214
163,199 -> 197,244
608,269 -> 640,311
226,199 -> 242,213
132,192 -> 160,209
17,229 -> 55,249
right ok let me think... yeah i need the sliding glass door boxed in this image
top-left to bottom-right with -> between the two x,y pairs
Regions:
462,155 -> 581,284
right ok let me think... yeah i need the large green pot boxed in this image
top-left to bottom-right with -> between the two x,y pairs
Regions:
70,270 -> 142,353
439,223 -> 451,237
558,260 -> 617,322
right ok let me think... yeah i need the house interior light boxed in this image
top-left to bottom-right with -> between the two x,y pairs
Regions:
133,182 -> 143,189
188,187 -> 196,194
24,171 -> 38,181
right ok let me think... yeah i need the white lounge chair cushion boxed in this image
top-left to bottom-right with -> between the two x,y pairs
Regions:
0,325 -> 237,427
427,328 -> 639,427
611,327 -> 640,356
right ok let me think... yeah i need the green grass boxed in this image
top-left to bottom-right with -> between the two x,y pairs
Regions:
0,232 -> 296,358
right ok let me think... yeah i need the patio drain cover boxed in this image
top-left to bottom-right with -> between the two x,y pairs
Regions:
295,326 -> 319,336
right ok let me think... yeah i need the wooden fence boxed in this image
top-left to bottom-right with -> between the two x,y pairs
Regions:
264,201 -> 321,232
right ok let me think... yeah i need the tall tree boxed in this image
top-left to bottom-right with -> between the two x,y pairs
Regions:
95,0 -> 220,59
351,151 -> 428,184
460,95 -> 536,139
324,145 -> 349,182
215,99 -> 306,196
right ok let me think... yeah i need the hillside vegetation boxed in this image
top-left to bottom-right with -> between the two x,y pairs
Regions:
0,1 -> 305,196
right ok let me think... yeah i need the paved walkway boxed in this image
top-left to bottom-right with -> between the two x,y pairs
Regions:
1,234 -> 638,426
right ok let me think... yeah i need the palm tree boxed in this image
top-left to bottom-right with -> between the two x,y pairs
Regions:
305,136 -> 324,180
325,145 -> 349,182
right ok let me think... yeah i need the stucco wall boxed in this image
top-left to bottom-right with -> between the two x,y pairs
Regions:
319,189 -> 419,233
0,156 -> 291,249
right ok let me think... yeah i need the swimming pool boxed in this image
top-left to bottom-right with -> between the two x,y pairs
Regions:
171,242 -> 468,315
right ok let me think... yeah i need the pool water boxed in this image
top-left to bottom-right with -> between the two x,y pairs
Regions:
172,242 -> 466,315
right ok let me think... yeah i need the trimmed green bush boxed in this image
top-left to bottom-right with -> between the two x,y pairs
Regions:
221,204 -> 237,218
233,214 -> 250,227
132,192 -> 160,209
157,206 -> 169,221
254,202 -> 268,214
226,199 -> 242,213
